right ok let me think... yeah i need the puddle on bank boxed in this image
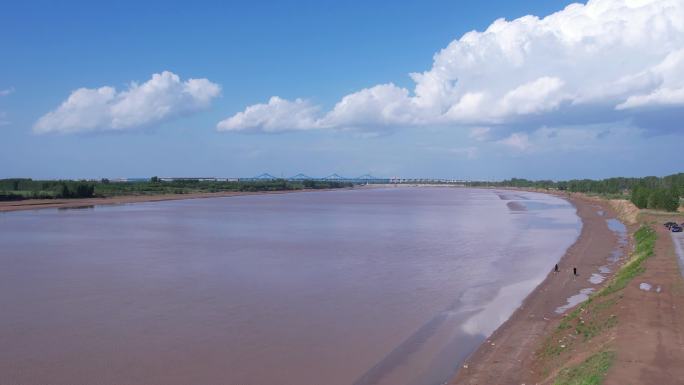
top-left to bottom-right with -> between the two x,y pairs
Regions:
555,216 -> 628,314
555,288 -> 595,314
589,273 -> 605,284
672,233 -> 684,277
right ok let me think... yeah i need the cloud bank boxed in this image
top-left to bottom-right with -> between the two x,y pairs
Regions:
219,0 -> 684,133
35,71 -> 221,134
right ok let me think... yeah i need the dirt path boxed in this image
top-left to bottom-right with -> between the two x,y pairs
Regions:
451,195 -> 622,385
605,222 -> 684,385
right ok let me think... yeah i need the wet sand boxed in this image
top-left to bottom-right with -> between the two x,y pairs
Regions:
451,194 -> 624,385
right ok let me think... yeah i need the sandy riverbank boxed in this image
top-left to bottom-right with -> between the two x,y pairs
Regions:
0,188 -> 349,213
451,193 -> 626,385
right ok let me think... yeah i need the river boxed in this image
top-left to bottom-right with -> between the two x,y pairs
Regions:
0,187 -> 580,385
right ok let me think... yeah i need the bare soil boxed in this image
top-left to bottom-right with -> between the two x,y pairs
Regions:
604,218 -> 684,385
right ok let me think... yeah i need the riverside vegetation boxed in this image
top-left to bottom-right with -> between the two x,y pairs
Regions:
2,173 -> 683,211
0,178 -> 353,201
473,172 -> 684,212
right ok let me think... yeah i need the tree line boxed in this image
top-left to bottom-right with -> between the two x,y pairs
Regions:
0,179 -> 96,200
2,174 -> 681,211
0,178 -> 353,201
471,173 -> 683,212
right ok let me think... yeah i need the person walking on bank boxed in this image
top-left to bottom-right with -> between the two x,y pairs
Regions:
554,264 -> 559,273
573,267 -> 578,277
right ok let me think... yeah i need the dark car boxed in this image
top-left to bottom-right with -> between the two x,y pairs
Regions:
665,222 -> 677,229
672,225 -> 683,233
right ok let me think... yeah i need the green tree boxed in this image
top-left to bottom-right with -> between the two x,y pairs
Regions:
58,183 -> 71,198
630,186 -> 649,209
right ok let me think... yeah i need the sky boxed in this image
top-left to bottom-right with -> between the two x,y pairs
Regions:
1,0 -> 683,180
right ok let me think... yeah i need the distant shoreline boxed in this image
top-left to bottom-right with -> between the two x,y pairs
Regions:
0,184 -> 482,213
0,188 -> 354,213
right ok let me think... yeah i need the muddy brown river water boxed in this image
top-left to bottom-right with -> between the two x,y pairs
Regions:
0,187 -> 580,385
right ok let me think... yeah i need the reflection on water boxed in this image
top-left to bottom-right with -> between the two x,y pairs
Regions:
57,205 -> 95,210
0,188 -> 579,385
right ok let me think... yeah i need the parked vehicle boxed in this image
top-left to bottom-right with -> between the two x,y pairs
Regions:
665,222 -> 677,229
672,225 -> 683,233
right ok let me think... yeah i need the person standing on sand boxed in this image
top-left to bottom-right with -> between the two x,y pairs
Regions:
554,264 -> 559,273
573,267 -> 578,276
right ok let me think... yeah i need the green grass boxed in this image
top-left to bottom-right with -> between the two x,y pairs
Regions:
601,225 -> 656,296
553,351 -> 615,385
542,297 -> 618,357
541,225 -> 656,359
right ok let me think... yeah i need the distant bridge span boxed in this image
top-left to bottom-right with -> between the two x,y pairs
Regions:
237,173 -> 473,185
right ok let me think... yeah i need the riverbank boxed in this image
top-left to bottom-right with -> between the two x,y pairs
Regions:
604,210 -> 684,384
0,188 -> 350,213
452,193 -> 684,385
451,193 -> 627,385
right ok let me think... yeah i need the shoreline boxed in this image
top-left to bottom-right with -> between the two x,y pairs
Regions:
0,188 -> 355,213
451,193 -> 626,385
0,184 -> 475,213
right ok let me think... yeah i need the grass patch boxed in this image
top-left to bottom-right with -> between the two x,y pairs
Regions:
601,225 -> 656,296
540,225 -> 656,361
553,351 -> 615,385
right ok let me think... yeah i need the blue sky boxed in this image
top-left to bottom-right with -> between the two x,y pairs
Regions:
1,0 -> 683,180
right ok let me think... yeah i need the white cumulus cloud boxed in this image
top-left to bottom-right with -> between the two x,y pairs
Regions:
217,96 -> 320,133
35,71 -> 221,134
220,0 -> 684,133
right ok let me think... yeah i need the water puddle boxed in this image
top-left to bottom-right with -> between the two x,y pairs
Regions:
556,216 -> 628,314
589,273 -> 605,284
607,219 -> 627,237
639,282 -> 652,291
555,288 -> 595,314
672,233 -> 684,277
